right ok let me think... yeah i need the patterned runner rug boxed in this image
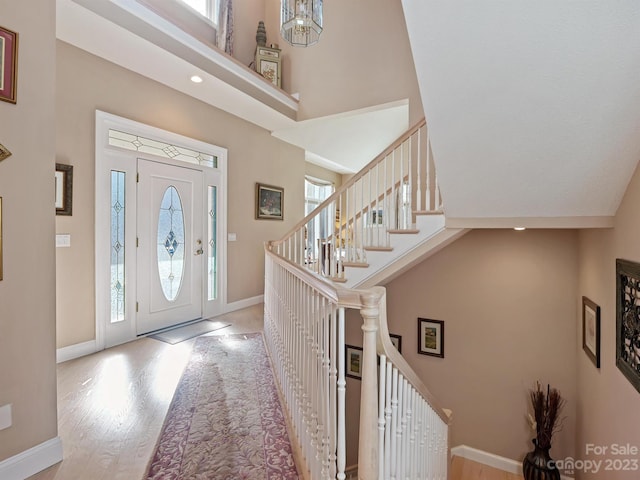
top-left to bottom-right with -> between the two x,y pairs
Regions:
144,333 -> 299,479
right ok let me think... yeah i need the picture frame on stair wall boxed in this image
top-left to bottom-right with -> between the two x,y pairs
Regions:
616,258 -> 640,393
345,344 -> 363,379
582,296 -> 600,368
418,318 -> 444,358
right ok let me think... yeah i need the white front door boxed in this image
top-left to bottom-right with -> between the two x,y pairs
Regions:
136,159 -> 204,335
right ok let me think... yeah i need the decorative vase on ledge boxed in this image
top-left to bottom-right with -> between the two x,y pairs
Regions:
522,439 -> 561,480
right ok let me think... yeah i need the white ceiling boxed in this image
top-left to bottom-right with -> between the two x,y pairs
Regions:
57,0 -> 408,174
402,0 -> 640,227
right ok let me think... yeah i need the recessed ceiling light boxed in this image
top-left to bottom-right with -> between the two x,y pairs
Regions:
190,75 -> 203,83
514,227 -> 526,231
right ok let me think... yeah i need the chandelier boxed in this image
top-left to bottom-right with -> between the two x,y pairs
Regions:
280,0 -> 323,47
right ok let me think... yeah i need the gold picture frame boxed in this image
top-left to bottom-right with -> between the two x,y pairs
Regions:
0,25 -> 18,104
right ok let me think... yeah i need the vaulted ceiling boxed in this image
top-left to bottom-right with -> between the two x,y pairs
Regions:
57,0 -> 408,174
401,1 -> 640,228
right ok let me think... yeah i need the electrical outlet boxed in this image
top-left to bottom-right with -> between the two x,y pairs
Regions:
0,404 -> 12,430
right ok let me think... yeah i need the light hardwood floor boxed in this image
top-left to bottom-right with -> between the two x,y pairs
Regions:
30,303 -> 521,480
29,305 -> 264,480
451,455 -> 524,480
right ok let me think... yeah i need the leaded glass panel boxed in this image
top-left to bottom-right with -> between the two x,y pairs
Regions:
208,186 -> 217,301
157,186 -> 185,301
110,171 -> 126,323
108,129 -> 217,168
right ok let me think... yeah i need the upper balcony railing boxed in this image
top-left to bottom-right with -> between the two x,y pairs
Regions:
270,118 -> 442,282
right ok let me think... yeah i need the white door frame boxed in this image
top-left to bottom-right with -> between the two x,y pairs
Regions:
95,110 -> 228,350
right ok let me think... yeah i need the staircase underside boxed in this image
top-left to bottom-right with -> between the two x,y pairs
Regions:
401,0 -> 640,227
344,215 -> 468,288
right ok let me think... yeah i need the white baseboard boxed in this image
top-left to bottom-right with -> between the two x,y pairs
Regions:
451,445 -> 573,480
0,437 -> 63,480
224,295 -> 264,313
57,297 -> 264,363
56,340 -> 97,364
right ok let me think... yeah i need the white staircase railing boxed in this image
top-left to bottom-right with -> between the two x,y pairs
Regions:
270,118 -> 441,283
264,247 -> 451,479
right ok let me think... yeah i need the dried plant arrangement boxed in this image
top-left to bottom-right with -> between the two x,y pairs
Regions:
527,381 -> 566,450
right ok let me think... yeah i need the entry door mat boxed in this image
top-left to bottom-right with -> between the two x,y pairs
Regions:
149,320 -> 230,345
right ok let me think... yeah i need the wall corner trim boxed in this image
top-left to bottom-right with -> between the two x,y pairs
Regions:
56,340 -> 97,364
0,437 -> 63,480
451,445 -> 574,480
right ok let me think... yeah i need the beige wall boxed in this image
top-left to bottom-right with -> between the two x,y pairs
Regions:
0,0 -> 58,461
263,0 -> 423,123
577,162 -> 640,479
348,229 -> 579,464
232,0 -> 266,69
55,41 -> 305,348
305,162 -> 343,189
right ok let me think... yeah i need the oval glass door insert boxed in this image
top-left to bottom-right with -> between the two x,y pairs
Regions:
157,186 -> 185,301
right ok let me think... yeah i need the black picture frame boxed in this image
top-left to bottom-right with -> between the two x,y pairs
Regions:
255,182 -> 283,220
418,318 -> 444,358
345,344 -> 363,379
582,296 -> 601,368
390,334 -> 402,353
616,259 -> 640,393
55,163 -> 73,216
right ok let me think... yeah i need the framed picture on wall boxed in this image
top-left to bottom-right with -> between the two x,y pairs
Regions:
390,333 -> 402,353
255,183 -> 283,220
345,344 -> 363,379
0,25 -> 18,104
55,163 -> 73,216
582,296 -> 601,368
255,46 -> 281,88
418,318 -> 444,358
616,259 -> 640,393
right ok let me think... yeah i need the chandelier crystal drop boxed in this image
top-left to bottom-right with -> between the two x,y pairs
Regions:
280,0 -> 323,47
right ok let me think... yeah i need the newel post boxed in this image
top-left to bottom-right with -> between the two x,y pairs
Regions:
358,289 -> 383,479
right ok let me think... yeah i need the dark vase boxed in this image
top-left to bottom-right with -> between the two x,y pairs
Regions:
522,439 -> 561,480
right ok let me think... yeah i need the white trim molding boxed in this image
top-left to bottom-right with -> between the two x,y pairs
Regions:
56,340 -> 97,364
223,295 -> 264,314
451,445 -> 574,480
0,437 -> 63,480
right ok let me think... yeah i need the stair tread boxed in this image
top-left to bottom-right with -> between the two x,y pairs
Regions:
388,229 -> 419,234
342,261 -> 369,268
413,209 -> 444,215
364,246 -> 394,252
329,276 -> 348,283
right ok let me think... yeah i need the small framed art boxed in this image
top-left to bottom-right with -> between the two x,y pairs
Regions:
256,183 -> 283,220
418,318 -> 444,358
390,334 -> 402,353
255,45 -> 281,88
345,344 -> 363,379
582,296 -> 601,368
0,25 -> 18,104
55,163 -> 73,216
